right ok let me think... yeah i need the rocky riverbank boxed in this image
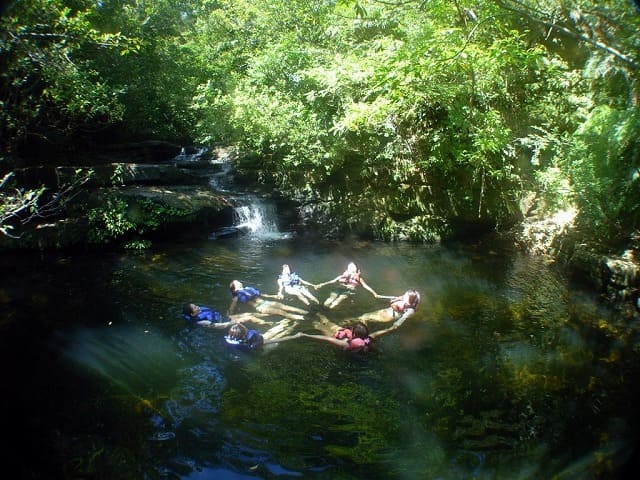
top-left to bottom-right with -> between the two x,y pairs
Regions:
0,143 -> 237,250
513,207 -> 640,319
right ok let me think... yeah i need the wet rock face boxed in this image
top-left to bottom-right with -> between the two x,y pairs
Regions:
514,208 -> 640,317
604,253 -> 640,311
1,145 -> 237,250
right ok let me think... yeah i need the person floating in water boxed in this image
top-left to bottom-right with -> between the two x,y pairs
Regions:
182,303 -> 274,328
224,322 -> 265,352
224,320 -> 304,352
183,303 -> 228,327
285,304 -> 418,352
228,280 -> 308,320
276,264 -> 319,306
354,290 -> 421,325
314,262 -> 383,309
301,321 -> 374,352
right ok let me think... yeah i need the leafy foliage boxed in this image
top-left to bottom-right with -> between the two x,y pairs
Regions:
1,0 -> 639,248
87,194 -> 189,246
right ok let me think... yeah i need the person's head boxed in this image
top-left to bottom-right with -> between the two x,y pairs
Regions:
352,321 -> 369,339
405,290 -> 421,309
182,303 -> 201,317
346,262 -> 359,274
228,322 -> 248,340
229,280 -> 243,293
282,264 -> 291,274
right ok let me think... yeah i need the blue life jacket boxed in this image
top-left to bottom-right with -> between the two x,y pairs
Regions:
224,329 -> 264,352
281,272 -> 300,287
235,286 -> 261,304
183,306 -> 223,323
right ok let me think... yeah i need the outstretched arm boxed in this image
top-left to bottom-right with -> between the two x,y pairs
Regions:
230,312 -> 274,325
202,320 -> 234,329
359,278 -> 380,298
369,309 -> 415,339
263,332 -> 305,344
300,333 -> 348,348
228,297 -> 238,315
314,275 -> 341,289
260,292 -> 280,299
299,277 -> 316,289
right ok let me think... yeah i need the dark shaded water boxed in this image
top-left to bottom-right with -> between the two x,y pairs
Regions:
1,232 -> 639,479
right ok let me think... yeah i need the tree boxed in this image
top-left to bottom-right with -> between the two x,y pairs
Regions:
0,0 -> 140,157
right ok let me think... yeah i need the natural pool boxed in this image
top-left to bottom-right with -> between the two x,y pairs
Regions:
1,232 -> 639,479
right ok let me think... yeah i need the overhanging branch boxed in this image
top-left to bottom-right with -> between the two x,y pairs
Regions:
494,0 -> 639,70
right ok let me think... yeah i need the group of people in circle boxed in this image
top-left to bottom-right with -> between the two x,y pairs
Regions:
183,261 -> 421,354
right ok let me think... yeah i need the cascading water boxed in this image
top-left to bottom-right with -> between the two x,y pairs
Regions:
171,145 -> 289,239
173,146 -> 210,164
231,198 -> 280,236
204,152 -> 285,239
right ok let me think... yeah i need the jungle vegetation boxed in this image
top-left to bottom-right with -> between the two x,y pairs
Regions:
1,0 -> 639,246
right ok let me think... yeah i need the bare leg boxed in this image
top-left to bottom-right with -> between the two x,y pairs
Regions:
263,319 -> 296,341
301,287 -> 320,305
312,312 -> 340,336
325,292 -> 350,309
281,303 -> 308,314
230,312 -> 274,325
271,308 -> 306,321
355,308 -> 394,324
293,292 -> 311,306
254,299 -> 308,320
323,292 -> 338,307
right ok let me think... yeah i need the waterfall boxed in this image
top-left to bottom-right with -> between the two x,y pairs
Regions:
208,159 -> 234,192
232,198 -> 280,236
209,197 -> 282,240
199,148 -> 290,240
173,146 -> 209,164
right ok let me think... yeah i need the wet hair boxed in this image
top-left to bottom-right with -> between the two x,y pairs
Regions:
406,290 -> 421,310
352,321 -> 369,339
229,280 -> 243,293
228,323 -> 247,340
182,303 -> 198,316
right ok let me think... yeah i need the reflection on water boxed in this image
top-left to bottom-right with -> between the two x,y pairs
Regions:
1,236 -> 639,479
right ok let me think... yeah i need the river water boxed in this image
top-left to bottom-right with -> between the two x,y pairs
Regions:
1,213 -> 639,479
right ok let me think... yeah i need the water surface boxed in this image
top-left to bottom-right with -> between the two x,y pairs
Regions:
1,233 -> 638,479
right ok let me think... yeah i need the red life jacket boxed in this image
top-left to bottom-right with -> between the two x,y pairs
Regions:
333,327 -> 371,352
391,299 -> 412,313
390,293 -> 420,313
339,271 -> 361,287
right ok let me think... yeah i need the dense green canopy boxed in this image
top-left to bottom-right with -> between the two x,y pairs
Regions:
1,0 -> 639,245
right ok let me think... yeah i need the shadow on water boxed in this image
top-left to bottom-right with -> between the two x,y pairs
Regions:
2,234 -> 640,479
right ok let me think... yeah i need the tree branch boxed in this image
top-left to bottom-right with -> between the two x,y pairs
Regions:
494,0 -> 638,70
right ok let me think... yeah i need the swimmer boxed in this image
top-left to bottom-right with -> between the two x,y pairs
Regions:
294,308 -> 416,352
355,290 -> 421,325
314,262 -> 382,309
224,322 -> 265,352
276,264 -> 319,305
228,280 -> 308,320
182,303 -> 274,328
224,320 -> 305,351
299,321 -> 373,352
